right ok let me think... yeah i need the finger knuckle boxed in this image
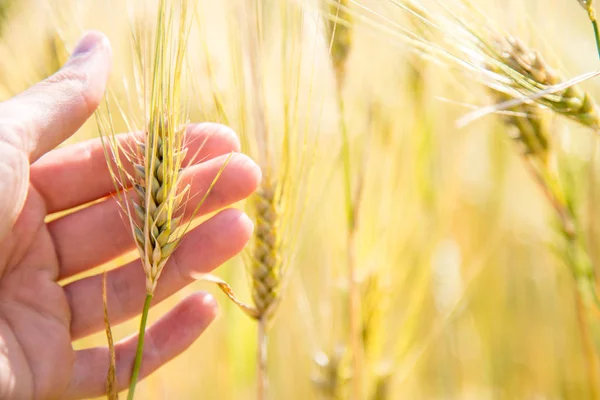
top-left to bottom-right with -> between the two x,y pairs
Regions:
44,68 -> 98,115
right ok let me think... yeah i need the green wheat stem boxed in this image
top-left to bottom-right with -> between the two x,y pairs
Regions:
592,19 -> 600,59
127,293 -> 153,400
580,0 -> 600,59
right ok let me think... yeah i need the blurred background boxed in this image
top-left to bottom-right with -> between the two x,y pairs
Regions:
2,0 -> 600,398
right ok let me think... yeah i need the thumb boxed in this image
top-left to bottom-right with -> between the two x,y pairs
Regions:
0,31 -> 111,237
0,31 -> 112,162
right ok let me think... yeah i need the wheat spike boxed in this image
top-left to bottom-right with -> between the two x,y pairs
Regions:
485,41 -> 578,240
96,0 -> 191,295
489,87 -> 599,308
250,179 -> 283,319
491,94 -> 550,164
358,1 -> 600,131
489,36 -> 600,129
93,1 -> 207,397
132,118 -> 187,294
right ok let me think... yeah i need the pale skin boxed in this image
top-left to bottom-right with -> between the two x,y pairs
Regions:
0,32 -> 261,399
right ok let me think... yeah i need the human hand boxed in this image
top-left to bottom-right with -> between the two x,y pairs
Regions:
0,32 -> 260,399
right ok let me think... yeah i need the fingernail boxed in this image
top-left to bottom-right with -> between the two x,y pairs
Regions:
70,32 -> 105,58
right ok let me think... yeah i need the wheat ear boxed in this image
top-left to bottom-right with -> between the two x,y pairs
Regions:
202,174 -> 287,400
95,0 -> 228,398
350,1 -> 600,131
488,36 -> 600,129
487,39 -> 600,392
247,177 -> 283,398
190,2 -> 317,398
250,179 -> 282,319
126,3 -> 191,396
189,2 -> 285,398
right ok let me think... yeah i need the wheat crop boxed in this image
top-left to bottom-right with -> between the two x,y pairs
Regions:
1,0 -> 600,398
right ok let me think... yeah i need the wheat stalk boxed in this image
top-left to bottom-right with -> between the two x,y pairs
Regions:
103,272 -> 118,400
248,177 -> 283,398
324,1 -> 366,398
124,4 -> 191,396
484,36 -> 600,309
188,1 -> 319,398
95,1 -> 230,398
578,0 -> 600,58
243,3 -> 275,398
492,96 -> 600,396
188,2 -> 280,396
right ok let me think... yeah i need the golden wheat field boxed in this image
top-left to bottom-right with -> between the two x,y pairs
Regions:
5,0 -> 600,399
